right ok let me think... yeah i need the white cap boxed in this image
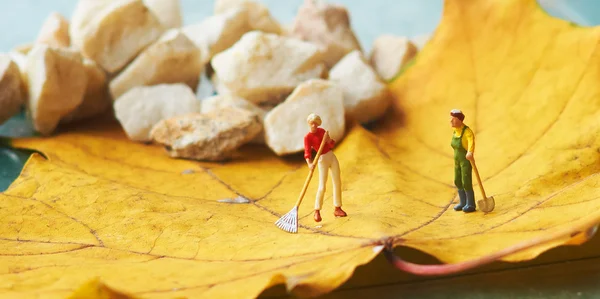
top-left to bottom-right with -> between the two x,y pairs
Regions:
450,109 -> 462,114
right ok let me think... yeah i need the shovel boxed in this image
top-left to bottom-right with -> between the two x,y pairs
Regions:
470,158 -> 495,213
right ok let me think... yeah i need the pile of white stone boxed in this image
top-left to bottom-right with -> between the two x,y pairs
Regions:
0,0 -> 426,161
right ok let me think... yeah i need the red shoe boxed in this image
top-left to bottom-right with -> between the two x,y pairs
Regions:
334,207 -> 347,217
314,210 -> 322,222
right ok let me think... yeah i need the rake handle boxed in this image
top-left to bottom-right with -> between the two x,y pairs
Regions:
294,131 -> 330,208
469,158 -> 487,199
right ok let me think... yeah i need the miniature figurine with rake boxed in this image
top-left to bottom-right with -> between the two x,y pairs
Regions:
276,114 -> 347,233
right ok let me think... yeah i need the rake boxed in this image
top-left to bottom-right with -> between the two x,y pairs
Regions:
275,130 -> 330,233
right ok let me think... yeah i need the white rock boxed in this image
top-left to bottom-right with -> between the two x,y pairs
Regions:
210,73 -> 232,96
201,94 -> 264,117
369,35 -> 417,82
0,55 -> 24,124
70,0 -> 113,42
201,94 -> 267,143
264,79 -> 345,155
109,29 -> 203,99
412,33 -> 431,51
114,84 -> 199,142
211,31 -> 325,105
214,0 -> 282,35
26,45 -> 88,135
290,0 -> 362,69
8,52 -> 27,71
150,107 -> 262,161
330,50 -> 389,124
182,8 -> 251,64
70,0 -> 165,73
143,0 -> 182,29
7,52 -> 29,98
61,58 -> 111,123
35,12 -> 70,48
281,24 -> 292,36
13,44 -> 33,55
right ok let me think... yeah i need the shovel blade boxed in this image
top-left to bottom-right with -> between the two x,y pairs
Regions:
478,196 -> 495,213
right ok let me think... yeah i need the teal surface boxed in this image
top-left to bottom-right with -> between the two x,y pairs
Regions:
0,147 -> 31,191
0,110 -> 36,191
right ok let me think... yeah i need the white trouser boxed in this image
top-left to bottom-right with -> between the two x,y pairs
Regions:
314,151 -> 342,210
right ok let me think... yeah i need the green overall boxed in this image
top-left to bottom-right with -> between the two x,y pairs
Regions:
451,126 -> 473,191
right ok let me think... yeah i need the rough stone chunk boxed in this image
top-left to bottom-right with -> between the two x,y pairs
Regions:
210,73 -> 231,96
182,8 -> 250,64
13,44 -> 33,55
290,0 -> 362,69
150,107 -> 262,161
70,0 -> 112,41
214,0 -> 282,35
8,52 -> 27,71
211,31 -> 325,105
201,94 -> 266,143
70,0 -> 165,73
330,50 -> 389,124
114,84 -> 199,142
412,33 -> 431,51
369,35 -> 417,81
281,24 -> 292,36
264,79 -> 345,155
201,94 -> 264,116
7,52 -> 29,98
26,45 -> 88,135
62,58 -> 111,123
0,55 -> 24,124
35,12 -> 70,48
143,0 -> 182,29
109,29 -> 203,99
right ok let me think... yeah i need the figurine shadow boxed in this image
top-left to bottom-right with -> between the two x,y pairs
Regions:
361,104 -> 407,133
54,110 -> 119,135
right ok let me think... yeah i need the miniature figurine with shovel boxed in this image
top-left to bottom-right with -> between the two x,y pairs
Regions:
450,109 -> 494,213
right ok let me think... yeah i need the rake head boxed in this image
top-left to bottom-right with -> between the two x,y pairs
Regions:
275,206 -> 299,233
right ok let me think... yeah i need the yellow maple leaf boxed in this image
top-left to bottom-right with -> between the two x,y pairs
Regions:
377,0 -> 600,266
2,0 -> 600,298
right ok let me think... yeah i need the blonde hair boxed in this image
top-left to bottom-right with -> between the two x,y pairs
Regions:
306,113 -> 322,126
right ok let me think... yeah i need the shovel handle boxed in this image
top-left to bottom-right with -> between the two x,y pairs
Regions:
294,131 -> 330,208
469,159 -> 487,199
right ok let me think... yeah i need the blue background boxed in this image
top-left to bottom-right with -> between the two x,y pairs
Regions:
1,0 -> 599,53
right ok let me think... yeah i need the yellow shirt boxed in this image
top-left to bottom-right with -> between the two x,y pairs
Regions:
453,124 -> 475,152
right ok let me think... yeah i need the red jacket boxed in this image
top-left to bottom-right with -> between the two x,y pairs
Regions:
304,127 -> 335,160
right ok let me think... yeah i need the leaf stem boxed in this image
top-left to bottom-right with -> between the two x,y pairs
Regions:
384,216 -> 600,276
